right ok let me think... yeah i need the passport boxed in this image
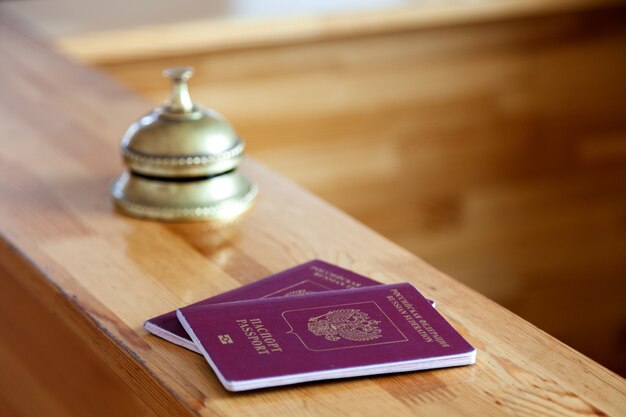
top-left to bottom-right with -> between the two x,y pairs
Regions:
177,283 -> 475,391
145,260 -> 383,352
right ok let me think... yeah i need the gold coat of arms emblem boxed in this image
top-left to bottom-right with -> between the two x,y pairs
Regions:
307,309 -> 382,342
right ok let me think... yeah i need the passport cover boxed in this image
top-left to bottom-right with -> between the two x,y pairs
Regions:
177,283 -> 475,391
145,260 -> 383,352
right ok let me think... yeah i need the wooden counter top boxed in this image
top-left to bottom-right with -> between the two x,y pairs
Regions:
0,11 -> 624,417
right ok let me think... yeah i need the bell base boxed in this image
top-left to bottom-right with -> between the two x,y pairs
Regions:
111,171 -> 257,222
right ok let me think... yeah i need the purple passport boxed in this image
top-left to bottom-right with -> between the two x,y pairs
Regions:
145,260 -> 383,352
177,283 -> 475,391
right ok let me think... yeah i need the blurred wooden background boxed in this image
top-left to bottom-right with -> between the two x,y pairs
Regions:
5,0 -> 626,375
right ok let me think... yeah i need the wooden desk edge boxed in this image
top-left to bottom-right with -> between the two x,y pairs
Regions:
0,235 -> 196,417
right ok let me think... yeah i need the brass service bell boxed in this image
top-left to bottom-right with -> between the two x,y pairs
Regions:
111,67 -> 257,221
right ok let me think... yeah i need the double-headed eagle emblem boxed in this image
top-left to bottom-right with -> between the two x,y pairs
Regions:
307,309 -> 382,342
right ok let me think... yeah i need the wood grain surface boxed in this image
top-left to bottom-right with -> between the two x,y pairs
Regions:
29,0 -> 626,374
0,9 -> 625,417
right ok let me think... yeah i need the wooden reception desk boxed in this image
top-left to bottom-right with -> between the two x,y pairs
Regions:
0,11 -> 624,417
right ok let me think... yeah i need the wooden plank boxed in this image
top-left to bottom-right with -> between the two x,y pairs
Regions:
0,10 -> 625,417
